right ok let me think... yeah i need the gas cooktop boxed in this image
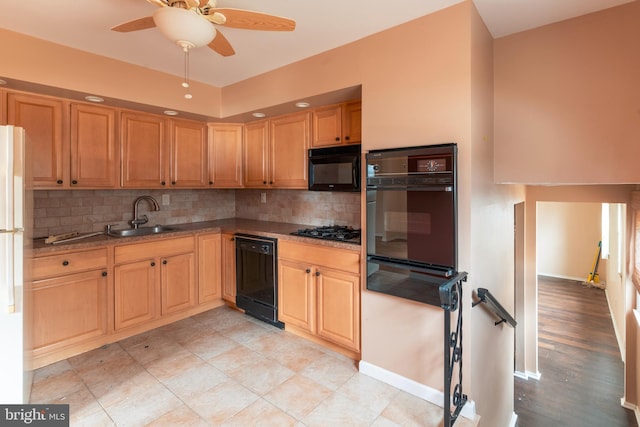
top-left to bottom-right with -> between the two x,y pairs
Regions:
291,225 -> 361,244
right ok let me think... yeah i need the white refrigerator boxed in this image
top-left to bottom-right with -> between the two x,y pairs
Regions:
0,125 -> 33,403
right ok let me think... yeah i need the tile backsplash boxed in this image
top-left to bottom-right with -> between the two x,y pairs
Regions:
33,189 -> 361,238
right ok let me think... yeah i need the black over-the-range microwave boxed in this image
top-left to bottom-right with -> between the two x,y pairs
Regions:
308,144 -> 361,192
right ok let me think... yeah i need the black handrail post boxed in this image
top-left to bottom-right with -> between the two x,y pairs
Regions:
439,272 -> 468,427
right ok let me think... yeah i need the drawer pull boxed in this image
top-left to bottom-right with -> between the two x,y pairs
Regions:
62,260 -> 69,266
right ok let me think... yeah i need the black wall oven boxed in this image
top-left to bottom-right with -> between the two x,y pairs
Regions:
366,143 -> 458,305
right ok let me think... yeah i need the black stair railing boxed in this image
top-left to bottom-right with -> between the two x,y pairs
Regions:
439,271 -> 469,427
472,288 -> 516,328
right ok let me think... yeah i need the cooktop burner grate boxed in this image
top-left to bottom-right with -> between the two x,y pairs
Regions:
291,225 -> 361,243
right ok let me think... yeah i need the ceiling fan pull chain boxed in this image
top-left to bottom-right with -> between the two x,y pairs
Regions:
182,44 -> 192,99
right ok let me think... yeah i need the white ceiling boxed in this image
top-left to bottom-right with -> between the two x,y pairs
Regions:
0,0 -> 634,88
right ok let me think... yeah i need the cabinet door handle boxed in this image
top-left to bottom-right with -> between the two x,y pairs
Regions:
162,259 -> 168,265
62,260 -> 69,266
71,180 -> 78,185
56,180 -> 63,185
305,268 -> 311,273
345,136 -> 350,141
315,271 -> 320,276
150,261 -> 156,267
102,271 -> 107,277
171,181 -> 176,185
335,137 -> 340,141
161,181 -> 166,186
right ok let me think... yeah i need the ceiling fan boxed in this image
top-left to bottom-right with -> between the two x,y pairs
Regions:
111,0 -> 296,57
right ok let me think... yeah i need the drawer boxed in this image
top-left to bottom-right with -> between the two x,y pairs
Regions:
114,236 -> 195,264
279,240 -> 360,274
33,248 -> 108,280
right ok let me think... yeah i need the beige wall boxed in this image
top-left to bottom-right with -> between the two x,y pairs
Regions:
537,202 -> 602,280
8,0 -> 640,424
494,1 -> 640,184
0,29 -> 222,118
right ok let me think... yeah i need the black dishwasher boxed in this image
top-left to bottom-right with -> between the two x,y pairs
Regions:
235,234 -> 284,328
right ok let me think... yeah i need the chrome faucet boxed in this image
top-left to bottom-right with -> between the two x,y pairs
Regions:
130,196 -> 160,229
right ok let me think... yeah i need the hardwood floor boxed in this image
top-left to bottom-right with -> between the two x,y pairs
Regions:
514,276 -> 637,427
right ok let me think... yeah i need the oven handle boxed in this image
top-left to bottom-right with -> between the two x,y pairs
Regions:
367,255 -> 455,278
366,185 -> 453,191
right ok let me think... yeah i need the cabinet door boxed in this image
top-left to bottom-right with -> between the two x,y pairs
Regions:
198,233 -> 222,303
208,123 -> 243,188
270,112 -> 310,188
169,119 -> 207,187
221,233 -> 236,303
278,259 -> 315,332
121,111 -> 167,188
32,269 -> 108,351
161,252 -> 196,315
70,103 -> 119,188
7,92 -> 67,188
114,259 -> 158,330
316,268 -> 360,351
312,105 -> 342,147
243,120 -> 269,187
342,101 -> 361,144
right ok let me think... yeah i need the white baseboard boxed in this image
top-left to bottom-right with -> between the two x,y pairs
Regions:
621,398 -> 640,425
538,273 -> 585,282
509,412 -> 518,427
359,361 -> 476,421
514,370 -> 541,380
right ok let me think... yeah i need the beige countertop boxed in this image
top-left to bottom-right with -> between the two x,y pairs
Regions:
33,218 -> 362,255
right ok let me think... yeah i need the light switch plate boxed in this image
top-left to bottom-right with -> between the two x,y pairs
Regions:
162,194 -> 170,206
261,193 -> 267,204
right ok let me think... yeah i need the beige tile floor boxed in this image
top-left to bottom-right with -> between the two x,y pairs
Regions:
30,305 -> 471,426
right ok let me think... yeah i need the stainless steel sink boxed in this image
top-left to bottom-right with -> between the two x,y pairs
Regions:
107,225 -> 176,238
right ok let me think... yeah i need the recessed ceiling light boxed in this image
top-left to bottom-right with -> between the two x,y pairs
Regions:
295,102 -> 310,108
84,95 -> 104,103
0,79 -> 7,85
163,110 -> 179,116
252,112 -> 266,118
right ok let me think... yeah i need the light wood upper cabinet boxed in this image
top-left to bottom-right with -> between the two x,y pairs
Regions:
70,103 -> 119,188
7,92 -> 67,188
311,101 -> 361,148
244,112 -> 310,189
169,118 -> 207,188
342,101 -> 362,144
0,90 -> 6,124
208,123 -> 243,188
270,111 -> 310,188
121,111 -> 167,188
243,120 -> 270,187
312,104 -> 342,147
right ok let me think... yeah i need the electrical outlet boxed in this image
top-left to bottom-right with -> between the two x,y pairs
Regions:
162,194 -> 170,206
261,192 -> 267,204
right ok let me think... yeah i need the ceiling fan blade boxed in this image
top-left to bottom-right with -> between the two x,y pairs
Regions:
208,30 -> 235,57
212,8 -> 295,31
184,0 -> 200,8
145,0 -> 167,7
111,16 -> 156,32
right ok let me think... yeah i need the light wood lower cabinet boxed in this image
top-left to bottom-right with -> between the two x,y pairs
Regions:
221,233 -> 236,303
31,248 -> 110,358
278,240 -> 360,353
113,236 -> 196,331
198,232 -> 222,303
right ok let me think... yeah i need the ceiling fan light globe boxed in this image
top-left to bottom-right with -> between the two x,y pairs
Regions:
153,7 -> 215,48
